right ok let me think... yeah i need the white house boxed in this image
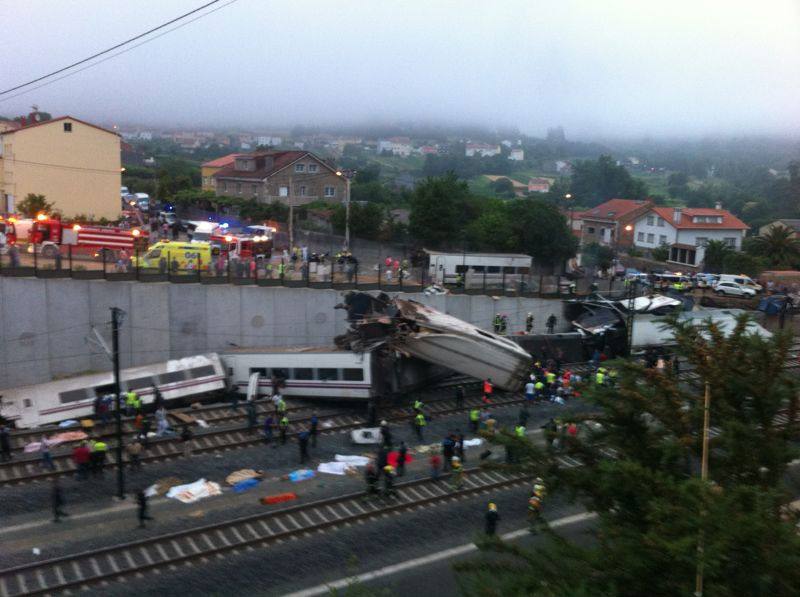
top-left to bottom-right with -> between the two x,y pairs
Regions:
257,135 -> 283,147
631,205 -> 748,268
377,137 -> 412,157
465,143 -> 501,157
509,148 -> 524,161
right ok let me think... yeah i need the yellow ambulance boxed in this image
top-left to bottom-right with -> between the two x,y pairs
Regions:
133,241 -> 217,271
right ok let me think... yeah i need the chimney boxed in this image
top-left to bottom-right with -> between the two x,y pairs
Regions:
672,207 -> 682,224
714,201 -> 722,211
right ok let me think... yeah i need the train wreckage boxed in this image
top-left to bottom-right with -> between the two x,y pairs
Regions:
335,292 -> 531,391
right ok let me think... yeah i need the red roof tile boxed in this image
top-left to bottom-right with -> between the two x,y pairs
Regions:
649,206 -> 748,230
202,153 -> 243,168
212,150 -> 336,180
579,198 -> 653,221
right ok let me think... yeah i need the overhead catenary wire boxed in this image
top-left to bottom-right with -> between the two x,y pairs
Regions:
0,0 -> 240,104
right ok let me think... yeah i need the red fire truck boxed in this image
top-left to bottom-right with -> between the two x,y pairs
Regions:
29,216 -> 148,259
0,215 -> 18,248
211,232 -> 273,260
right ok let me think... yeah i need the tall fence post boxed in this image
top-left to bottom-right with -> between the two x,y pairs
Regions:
502,269 -> 506,294
227,256 -> 231,283
538,273 -> 544,297
378,262 -> 382,289
167,250 -> 172,283
483,269 -> 487,294
101,248 -> 107,279
68,245 -> 73,276
354,263 -> 359,287
33,242 -> 38,274
198,256 -> 202,283
135,248 -> 140,281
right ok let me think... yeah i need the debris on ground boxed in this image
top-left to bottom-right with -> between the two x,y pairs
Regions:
166,478 -> 222,503
261,492 -> 298,505
285,469 -> 315,483
225,469 -> 264,486
334,455 -> 370,466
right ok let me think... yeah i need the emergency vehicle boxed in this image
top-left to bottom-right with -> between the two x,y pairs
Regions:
134,240 -> 217,271
29,216 -> 148,259
0,215 -> 18,249
210,231 -> 273,260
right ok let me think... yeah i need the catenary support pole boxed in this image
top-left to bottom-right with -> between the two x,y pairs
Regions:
111,307 -> 126,500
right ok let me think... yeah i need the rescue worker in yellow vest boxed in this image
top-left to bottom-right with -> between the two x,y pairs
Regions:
277,261 -> 286,283
515,424 -> 526,439
414,412 -> 426,441
450,456 -> 464,490
468,408 -> 480,433
413,399 -> 424,414
545,371 -> 556,385
534,380 -> 545,399
91,439 -> 108,477
596,368 -> 606,385
279,416 -> 289,445
533,477 -> 546,499
382,463 -> 396,497
485,502 -> 499,536
276,398 -> 287,417
608,368 -> 618,386
125,389 -> 138,416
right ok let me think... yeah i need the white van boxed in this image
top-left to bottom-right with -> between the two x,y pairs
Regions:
715,274 -> 762,293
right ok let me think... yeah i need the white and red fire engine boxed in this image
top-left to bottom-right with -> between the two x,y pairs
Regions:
29,216 -> 148,258
210,231 -> 273,260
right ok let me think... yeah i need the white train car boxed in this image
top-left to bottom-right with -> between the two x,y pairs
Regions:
222,347 -> 448,402
0,354 -> 226,429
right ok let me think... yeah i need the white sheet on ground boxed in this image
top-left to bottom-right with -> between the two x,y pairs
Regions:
462,438 -> 483,448
165,478 -> 222,503
317,462 -> 355,476
334,455 -> 370,466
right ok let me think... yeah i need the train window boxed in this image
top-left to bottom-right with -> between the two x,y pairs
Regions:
471,266 -> 485,273
158,371 -> 187,385
24,399 -> 32,408
487,266 -> 501,274
317,368 -> 339,381
502,266 -> 515,273
455,265 -> 468,274
124,377 -> 154,391
343,368 -> 364,381
249,368 -> 268,377
271,368 -> 289,379
59,388 -> 91,404
294,368 -> 313,380
518,267 -> 530,274
190,365 -> 216,378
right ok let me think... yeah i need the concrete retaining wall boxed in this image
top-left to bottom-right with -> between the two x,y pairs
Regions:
0,277 -> 568,390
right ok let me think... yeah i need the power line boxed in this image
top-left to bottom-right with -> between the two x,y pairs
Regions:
0,0 -> 240,103
0,0 -> 225,97
4,158 -> 122,175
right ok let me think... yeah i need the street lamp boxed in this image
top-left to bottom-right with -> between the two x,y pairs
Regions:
564,193 -> 574,229
336,170 -> 354,251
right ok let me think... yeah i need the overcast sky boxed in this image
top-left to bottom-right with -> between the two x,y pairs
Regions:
1,0 -> 799,137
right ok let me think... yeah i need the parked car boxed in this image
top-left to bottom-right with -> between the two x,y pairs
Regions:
714,281 -> 756,297
715,274 -> 762,293
695,273 -> 719,288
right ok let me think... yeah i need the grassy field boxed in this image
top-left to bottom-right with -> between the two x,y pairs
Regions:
367,154 -> 425,174
632,170 -> 670,196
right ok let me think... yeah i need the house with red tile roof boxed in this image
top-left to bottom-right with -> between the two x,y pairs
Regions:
574,198 -> 654,247
201,153 -> 242,190
631,203 -> 748,268
211,150 -> 346,207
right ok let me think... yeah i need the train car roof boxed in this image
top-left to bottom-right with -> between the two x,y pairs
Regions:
222,346 -> 352,354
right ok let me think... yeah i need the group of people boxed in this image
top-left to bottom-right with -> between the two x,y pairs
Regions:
382,256 -> 409,283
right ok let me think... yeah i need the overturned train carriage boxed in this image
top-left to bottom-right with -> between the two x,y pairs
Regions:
335,294 -> 531,392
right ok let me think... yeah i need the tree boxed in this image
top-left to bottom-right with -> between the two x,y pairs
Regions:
702,239 -> 730,273
331,202 -> 385,241
569,155 -> 648,207
409,174 -> 475,248
16,193 -> 54,217
667,171 -> 689,198
465,199 -> 515,252
747,226 -> 800,268
506,198 -> 578,268
722,251 -> 765,277
651,243 -> 669,262
581,242 -> 615,272
459,316 -> 800,596
489,177 -> 516,197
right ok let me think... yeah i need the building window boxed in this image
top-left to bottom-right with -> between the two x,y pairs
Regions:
637,232 -> 645,242
236,182 -> 242,194
646,215 -> 654,226
63,122 -> 72,132
251,184 -> 258,196
294,163 -> 306,173
221,182 -> 228,192
657,218 -> 665,227
724,237 -> 736,247
659,235 -> 667,244
308,163 -> 318,173
587,227 -> 595,234
695,237 -> 708,246
279,186 -> 289,197
299,185 -> 307,196
646,233 -> 655,243
324,186 -> 336,197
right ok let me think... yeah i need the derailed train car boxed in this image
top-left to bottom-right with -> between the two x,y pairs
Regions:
335,292 -> 531,392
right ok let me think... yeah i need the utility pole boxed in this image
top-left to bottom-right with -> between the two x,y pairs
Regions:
694,380 -> 711,596
111,307 -> 126,500
625,280 -> 638,356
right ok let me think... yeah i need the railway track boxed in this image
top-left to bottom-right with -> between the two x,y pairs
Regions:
0,467 -> 531,596
1,378 -> 525,487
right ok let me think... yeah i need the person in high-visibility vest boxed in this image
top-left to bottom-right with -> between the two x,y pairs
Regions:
485,502 -> 499,536
277,398 -> 287,416
91,440 -> 108,477
515,424 -> 526,438
413,399 -> 424,413
125,390 -> 138,416
450,456 -> 463,490
382,464 -> 396,496
545,371 -> 556,385
534,380 -> 545,400
469,408 -> 480,433
279,416 -> 289,445
414,413 -> 426,441
596,370 -> 605,385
